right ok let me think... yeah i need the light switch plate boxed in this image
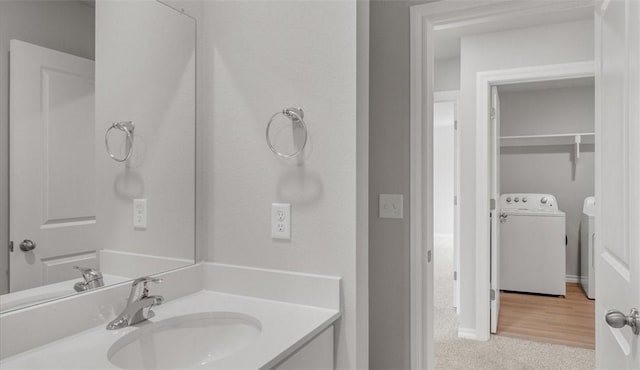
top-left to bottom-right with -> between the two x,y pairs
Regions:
271,203 -> 291,240
133,198 -> 147,229
379,194 -> 403,219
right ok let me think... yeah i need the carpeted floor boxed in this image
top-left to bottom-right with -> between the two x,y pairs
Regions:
433,235 -> 595,369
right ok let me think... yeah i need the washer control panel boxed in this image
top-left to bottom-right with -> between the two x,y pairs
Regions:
500,193 -> 559,211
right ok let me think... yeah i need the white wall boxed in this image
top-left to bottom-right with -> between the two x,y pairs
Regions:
198,1 -> 368,368
500,85 -> 595,278
433,102 -> 455,237
458,19 -> 594,332
0,0 -> 95,294
95,1 -> 195,270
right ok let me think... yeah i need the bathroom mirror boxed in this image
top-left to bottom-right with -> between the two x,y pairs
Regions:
0,0 -> 196,313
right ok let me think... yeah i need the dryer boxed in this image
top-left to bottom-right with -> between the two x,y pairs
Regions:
499,193 -> 566,296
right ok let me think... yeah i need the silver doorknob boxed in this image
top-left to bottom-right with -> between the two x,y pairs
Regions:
19,239 -> 36,252
20,239 -> 36,252
605,308 -> 639,335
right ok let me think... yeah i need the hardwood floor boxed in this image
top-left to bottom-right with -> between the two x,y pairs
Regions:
497,283 -> 595,349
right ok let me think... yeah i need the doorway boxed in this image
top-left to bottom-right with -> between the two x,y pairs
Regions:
432,93 -> 460,345
433,91 -> 460,305
489,76 -> 596,348
411,1 -> 606,369
412,1 -> 639,369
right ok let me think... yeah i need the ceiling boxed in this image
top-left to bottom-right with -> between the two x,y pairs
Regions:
434,6 -> 594,61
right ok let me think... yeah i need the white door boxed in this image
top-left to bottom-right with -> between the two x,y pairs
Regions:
453,100 -> 461,313
9,40 -> 96,292
490,86 -> 501,334
595,0 -> 640,368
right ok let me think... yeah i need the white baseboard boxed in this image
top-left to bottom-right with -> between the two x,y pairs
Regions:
457,327 -> 477,340
566,274 -> 580,283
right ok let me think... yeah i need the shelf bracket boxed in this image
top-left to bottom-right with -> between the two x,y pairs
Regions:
575,134 -> 582,161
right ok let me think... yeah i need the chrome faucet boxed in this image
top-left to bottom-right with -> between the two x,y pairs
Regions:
73,266 -> 104,292
106,277 -> 164,330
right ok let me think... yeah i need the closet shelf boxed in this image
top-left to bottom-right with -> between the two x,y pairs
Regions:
500,132 -> 595,147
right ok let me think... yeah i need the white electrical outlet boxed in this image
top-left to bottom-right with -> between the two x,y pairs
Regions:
133,198 -> 147,229
379,194 -> 403,219
272,203 -> 291,240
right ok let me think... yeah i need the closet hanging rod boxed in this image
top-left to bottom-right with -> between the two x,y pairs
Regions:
499,132 -> 595,161
500,132 -> 594,147
499,132 -> 595,140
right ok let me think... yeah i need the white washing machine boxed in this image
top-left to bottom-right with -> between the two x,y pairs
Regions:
580,196 -> 596,299
499,193 -> 566,296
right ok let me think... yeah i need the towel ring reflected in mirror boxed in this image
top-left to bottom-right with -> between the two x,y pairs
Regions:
105,121 -> 135,162
266,107 -> 308,159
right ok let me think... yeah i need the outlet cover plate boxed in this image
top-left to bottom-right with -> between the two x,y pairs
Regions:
133,198 -> 147,229
271,203 -> 291,240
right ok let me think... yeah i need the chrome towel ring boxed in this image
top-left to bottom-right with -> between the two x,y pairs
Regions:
105,121 -> 135,162
266,107 -> 307,159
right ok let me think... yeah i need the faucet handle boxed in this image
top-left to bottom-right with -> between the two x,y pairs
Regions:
127,276 -> 163,302
131,276 -> 163,288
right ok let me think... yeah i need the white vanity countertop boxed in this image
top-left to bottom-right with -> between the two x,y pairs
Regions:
0,290 -> 340,369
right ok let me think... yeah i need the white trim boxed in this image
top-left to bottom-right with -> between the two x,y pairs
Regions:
409,1 -> 596,367
457,327 -> 478,340
409,5 -> 430,368
475,61 -> 594,339
566,274 -> 581,283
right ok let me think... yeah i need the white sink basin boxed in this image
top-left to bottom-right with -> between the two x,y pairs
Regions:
107,312 -> 261,369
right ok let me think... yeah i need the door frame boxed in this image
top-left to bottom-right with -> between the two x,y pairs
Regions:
409,1 -> 596,368
476,61 -> 595,338
433,90 -> 460,313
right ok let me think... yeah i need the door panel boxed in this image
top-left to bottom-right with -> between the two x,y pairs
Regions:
596,0 -> 640,368
9,40 -> 96,292
43,69 -> 95,223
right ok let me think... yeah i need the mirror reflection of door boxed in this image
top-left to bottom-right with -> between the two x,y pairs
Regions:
9,40 -> 96,293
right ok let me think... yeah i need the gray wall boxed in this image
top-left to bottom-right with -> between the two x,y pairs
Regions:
0,1 -> 95,294
499,85 -> 595,278
369,1 -> 433,368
